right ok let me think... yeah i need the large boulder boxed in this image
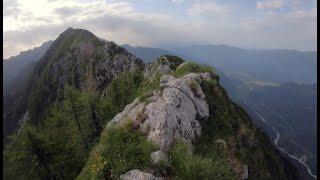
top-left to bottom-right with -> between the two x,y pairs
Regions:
242,165 -> 248,179
151,150 -> 168,165
107,73 -> 210,151
120,170 -> 155,180
144,55 -> 184,79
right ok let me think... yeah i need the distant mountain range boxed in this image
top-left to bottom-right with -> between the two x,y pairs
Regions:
4,41 -> 53,87
3,41 -> 53,144
121,44 -> 181,62
170,45 -> 317,84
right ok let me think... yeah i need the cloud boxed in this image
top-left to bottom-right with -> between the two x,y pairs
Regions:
256,0 -> 284,10
3,0 -> 20,16
3,0 -> 134,32
3,0 -> 177,58
171,0 -> 184,3
3,0 -> 317,58
188,1 -> 231,16
240,7 -> 316,50
54,6 -> 81,17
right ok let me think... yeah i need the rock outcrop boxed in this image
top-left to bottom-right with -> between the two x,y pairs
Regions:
107,72 -> 211,151
120,170 -> 156,180
242,165 -> 248,179
151,150 -> 168,165
144,55 -> 184,79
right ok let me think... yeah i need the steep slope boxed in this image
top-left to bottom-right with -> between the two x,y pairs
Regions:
3,41 -> 53,143
239,83 -> 317,177
4,28 -> 300,180
3,40 -> 53,87
4,28 -> 145,179
3,62 -> 34,143
28,27 -> 144,124
122,44 -> 317,178
78,59 -> 300,179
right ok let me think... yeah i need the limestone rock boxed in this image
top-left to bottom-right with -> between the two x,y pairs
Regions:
154,177 -> 165,180
215,139 -> 227,149
120,170 -> 155,180
242,165 -> 248,179
107,73 -> 210,151
144,55 -> 184,79
107,99 -> 146,129
151,151 -> 168,165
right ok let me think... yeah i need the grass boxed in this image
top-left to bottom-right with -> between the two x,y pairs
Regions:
188,80 -> 199,96
159,55 -> 185,70
173,62 -> 214,78
77,123 -> 155,179
169,143 -> 235,180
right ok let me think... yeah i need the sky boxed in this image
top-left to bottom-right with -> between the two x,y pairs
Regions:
3,0 -> 317,59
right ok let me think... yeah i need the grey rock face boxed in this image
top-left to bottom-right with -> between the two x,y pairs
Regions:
151,150 -> 168,165
242,165 -> 248,179
107,99 -> 146,129
120,170 -> 155,180
107,73 -> 210,151
215,139 -> 227,149
144,58 -> 172,79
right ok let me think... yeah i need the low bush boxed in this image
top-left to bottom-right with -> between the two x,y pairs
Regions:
169,143 -> 235,180
78,124 -> 155,179
173,62 -> 213,78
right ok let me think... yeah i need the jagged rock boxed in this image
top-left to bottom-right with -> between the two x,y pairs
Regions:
215,139 -> 227,149
120,170 -> 155,180
107,73 -> 210,151
107,98 -> 146,129
151,151 -> 168,165
28,28 -> 145,122
242,165 -> 248,179
154,178 -> 164,180
144,55 -> 184,79
199,72 -> 212,80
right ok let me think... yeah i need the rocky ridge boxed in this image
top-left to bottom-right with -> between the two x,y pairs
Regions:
4,28 -> 300,180
108,72 -> 211,152
28,27 -> 144,122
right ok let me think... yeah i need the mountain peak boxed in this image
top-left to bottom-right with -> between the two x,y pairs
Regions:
28,28 -> 144,123
65,26 -> 74,31
58,27 -> 98,43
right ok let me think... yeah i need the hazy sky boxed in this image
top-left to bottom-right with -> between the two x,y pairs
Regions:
3,0 -> 317,58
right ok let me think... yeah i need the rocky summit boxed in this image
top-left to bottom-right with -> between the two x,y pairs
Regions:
4,28 -> 301,180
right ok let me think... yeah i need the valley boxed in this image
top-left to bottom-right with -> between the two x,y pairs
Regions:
255,112 -> 317,179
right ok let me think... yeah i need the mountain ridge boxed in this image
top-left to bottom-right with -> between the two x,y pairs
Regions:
4,28 -> 302,179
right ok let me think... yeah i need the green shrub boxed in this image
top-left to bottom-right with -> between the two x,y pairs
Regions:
188,80 -> 198,96
173,62 -> 213,78
3,125 -> 41,179
160,55 -> 185,69
77,125 -> 155,179
106,70 -> 144,110
136,73 -> 161,97
95,99 -> 118,125
153,158 -> 172,177
169,143 -> 235,180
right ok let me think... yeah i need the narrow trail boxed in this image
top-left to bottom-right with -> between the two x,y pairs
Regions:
255,112 -> 317,179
